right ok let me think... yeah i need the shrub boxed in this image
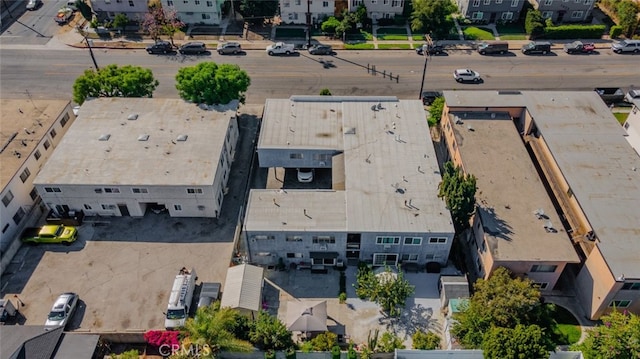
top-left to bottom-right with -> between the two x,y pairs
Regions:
541,24 -> 606,39
332,345 -> 341,359
143,330 -> 180,348
309,332 -> 338,351
339,292 -> 347,303
412,331 -> 441,350
286,348 -> 296,359
320,88 -> 332,96
265,350 -> 277,359
610,25 -> 623,38
348,346 -> 358,359
119,350 -> 141,359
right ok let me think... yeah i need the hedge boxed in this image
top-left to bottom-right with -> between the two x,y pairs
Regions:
541,24 -> 606,39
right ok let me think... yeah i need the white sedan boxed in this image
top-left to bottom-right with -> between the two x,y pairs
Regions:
454,69 -> 482,83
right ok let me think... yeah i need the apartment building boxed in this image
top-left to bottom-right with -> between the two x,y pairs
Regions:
528,0 -> 595,22
456,0 -> 525,23
280,0 -> 336,24
90,0 -> 148,21
160,0 -> 223,25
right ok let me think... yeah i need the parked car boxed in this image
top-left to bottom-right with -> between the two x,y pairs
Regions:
216,42 -> 242,55
146,41 -> 174,54
564,41 -> 595,54
422,91 -> 443,105
179,42 -> 207,55
626,88 -> 640,103
197,282 -> 221,310
521,41 -> 551,55
45,292 -> 79,330
453,69 -> 481,83
308,44 -> 333,55
297,168 -> 314,183
416,42 -> 445,55
611,39 -> 640,54
477,41 -> 509,55
26,0 -> 42,10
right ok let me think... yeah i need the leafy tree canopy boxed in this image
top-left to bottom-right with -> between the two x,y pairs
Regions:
239,0 -> 279,24
72,64 -> 159,105
112,13 -> 129,32
377,332 -> 406,352
572,310 -> 640,359
321,17 -> 342,34
141,7 -> 184,43
249,311 -> 294,351
354,265 -> 415,317
175,62 -> 251,105
437,161 -> 477,231
617,0 -> 639,37
427,96 -> 444,127
412,330 -> 441,350
410,0 -> 457,40
482,324 -> 550,359
301,331 -> 338,352
320,88 -> 332,96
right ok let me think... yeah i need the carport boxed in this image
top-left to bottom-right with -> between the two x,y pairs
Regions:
220,264 -> 264,319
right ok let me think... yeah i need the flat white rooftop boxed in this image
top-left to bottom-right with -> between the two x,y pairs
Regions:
444,90 -> 640,279
34,98 -> 238,187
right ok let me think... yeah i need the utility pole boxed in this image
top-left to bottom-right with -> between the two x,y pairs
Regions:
418,34 -> 433,100
306,0 -> 311,48
81,32 -> 100,70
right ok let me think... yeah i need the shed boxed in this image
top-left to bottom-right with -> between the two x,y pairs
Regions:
439,275 -> 470,308
220,264 -> 264,318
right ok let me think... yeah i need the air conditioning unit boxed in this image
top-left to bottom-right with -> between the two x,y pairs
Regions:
319,245 -> 327,250
384,245 -> 391,249
319,161 -> 326,166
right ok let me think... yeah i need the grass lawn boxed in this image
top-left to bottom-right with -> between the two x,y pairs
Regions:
551,305 -> 581,345
377,43 -> 411,49
376,27 -> 407,35
614,112 -> 629,125
344,43 -> 375,50
412,34 -> 425,41
378,34 -> 408,40
500,34 -> 528,40
275,28 -> 306,38
497,22 -> 527,40
463,27 -> 495,40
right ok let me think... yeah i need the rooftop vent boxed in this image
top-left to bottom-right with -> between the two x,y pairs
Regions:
498,90 -> 522,95
344,127 -> 356,135
128,114 -> 138,120
138,134 -> 149,141
176,134 -> 188,142
99,134 -> 111,141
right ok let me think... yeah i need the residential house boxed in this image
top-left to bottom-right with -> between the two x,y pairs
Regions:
528,0 -> 595,22
280,0 -> 336,25
349,0 -> 405,22
33,98 -> 238,219
90,0 -> 148,22
456,0 -> 525,23
244,96 -> 455,268
160,0 -> 223,25
0,100 -> 76,276
442,90 -> 640,320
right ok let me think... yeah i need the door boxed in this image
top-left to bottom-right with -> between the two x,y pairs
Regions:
117,203 -> 130,216
557,11 -> 565,23
346,233 -> 361,259
489,12 -> 496,23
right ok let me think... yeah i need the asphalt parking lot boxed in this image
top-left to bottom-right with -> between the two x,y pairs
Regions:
0,106 -> 262,332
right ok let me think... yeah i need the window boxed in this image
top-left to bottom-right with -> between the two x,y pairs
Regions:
376,236 -> 400,245
105,0 -> 111,3
313,236 -> 336,244
483,0 -> 490,4
202,14 -> 211,19
429,237 -> 447,244
2,191 -> 14,207
401,254 -> 418,261
60,114 -> 70,127
206,0 -> 212,5
511,0 -> 518,6
622,282 -> 640,290
195,0 -> 200,4
284,1 -> 290,7
94,188 -> 103,193
404,237 -> 422,245
544,0 -> 552,4
286,236 -> 303,242
34,150 -> 41,160
13,207 -> 26,225
187,188 -> 203,194
30,188 -> 38,200
84,204 -> 92,210
183,0 -> 188,3
132,188 -> 148,194
542,11 -> 553,18
531,264 -> 557,272
583,0 -> 592,4
471,11 -> 483,19
501,12 -> 513,20
50,129 -> 57,138
254,235 -> 275,240
44,187 -> 61,193
532,282 -> 549,290
20,168 -> 31,183
391,0 -> 402,6
167,0 -> 173,4
117,0 -> 122,2
44,140 -> 51,150
174,204 -> 182,211
312,154 -> 332,161
323,1 -> 328,6
609,300 -> 631,308
2,224 -> 9,234
104,188 -> 120,193
384,0 -> 389,3
295,0 -> 300,4
101,204 -> 116,210
571,11 -> 583,18
290,153 -> 303,159
472,0 -> 480,6
495,0 -> 502,3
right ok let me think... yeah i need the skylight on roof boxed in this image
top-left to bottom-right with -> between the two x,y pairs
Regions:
176,134 -> 188,142
138,134 -> 149,141
98,134 -> 111,141
128,114 -> 138,120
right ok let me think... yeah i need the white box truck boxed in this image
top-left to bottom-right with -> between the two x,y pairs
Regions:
164,267 -> 197,330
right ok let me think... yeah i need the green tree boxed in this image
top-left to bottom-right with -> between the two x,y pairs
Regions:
427,96 -> 444,127
377,332 -> 405,352
437,161 -> 477,231
482,325 -> 550,359
239,0 -> 278,24
184,304 -> 254,357
320,88 -> 332,96
412,330 -> 440,350
525,9 -> 545,38
76,0 -> 93,21
610,25 -> 623,38
175,62 -> 251,105
112,13 -> 129,34
572,310 -> 640,359
72,64 -> 159,105
249,311 -> 294,350
306,331 -> 338,351
321,17 -> 342,35
354,266 -> 415,317
451,267 -> 554,349
617,0 -> 639,37
410,0 -> 457,40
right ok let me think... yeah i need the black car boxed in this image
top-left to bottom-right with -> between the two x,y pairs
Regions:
146,41 -> 174,54
179,42 -> 207,55
416,42 -> 445,55
308,45 -> 333,55
422,91 -> 443,105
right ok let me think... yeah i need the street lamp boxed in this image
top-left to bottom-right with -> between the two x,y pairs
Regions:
418,34 -> 433,100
